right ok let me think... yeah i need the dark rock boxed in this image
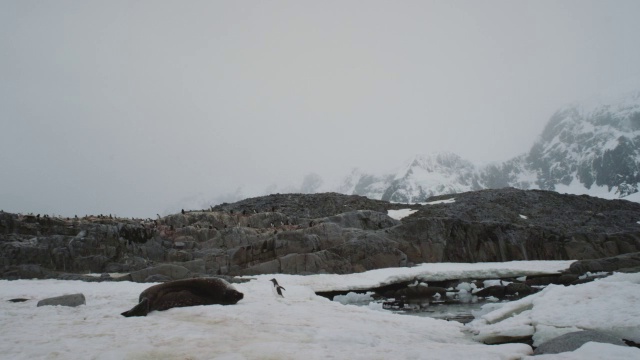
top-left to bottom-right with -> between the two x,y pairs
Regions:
143,274 -> 171,282
316,210 -> 400,230
525,275 -> 562,286
505,282 -> 535,296
567,252 -> 640,274
7,298 -> 29,303
211,192 -> 408,219
534,330 -> 626,355
129,264 -> 191,283
37,293 -> 86,307
526,274 -> 581,286
473,285 -> 507,299
618,266 -> 640,273
394,286 -> 448,299
390,188 -> 640,264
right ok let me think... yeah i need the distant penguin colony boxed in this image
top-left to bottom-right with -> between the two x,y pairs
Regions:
270,278 -> 286,298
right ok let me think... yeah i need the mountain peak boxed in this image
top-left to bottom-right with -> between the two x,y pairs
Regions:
341,89 -> 640,203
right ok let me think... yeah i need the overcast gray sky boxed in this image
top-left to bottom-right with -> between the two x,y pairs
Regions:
2,0 -> 640,217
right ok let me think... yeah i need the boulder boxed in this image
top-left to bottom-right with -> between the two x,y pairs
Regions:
505,282 -> 535,296
394,286 -> 448,299
473,285 -> 507,299
37,293 -> 86,307
128,264 -> 191,282
534,330 -> 627,355
143,274 -> 172,282
567,252 -> 640,275
316,210 -> 400,230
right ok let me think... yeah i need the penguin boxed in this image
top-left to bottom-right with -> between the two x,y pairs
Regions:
269,278 -> 285,298
181,209 -> 185,214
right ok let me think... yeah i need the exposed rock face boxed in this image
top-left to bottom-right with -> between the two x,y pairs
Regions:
390,188 -> 640,264
2,189 -> 640,280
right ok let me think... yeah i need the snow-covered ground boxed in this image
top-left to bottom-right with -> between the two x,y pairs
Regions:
1,262 -> 638,359
468,272 -> 640,346
243,261 -> 573,292
386,198 -> 455,220
387,208 -> 418,220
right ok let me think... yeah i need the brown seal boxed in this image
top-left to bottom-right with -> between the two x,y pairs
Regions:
121,278 -> 244,317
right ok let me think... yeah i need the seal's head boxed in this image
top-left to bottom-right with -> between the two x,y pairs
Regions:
223,288 -> 244,304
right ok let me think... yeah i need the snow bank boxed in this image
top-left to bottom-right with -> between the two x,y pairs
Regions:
242,261 -> 574,292
467,272 -> 640,348
422,198 -> 456,205
386,208 -> 418,220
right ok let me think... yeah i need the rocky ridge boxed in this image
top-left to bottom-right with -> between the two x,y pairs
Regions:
2,189 -> 640,281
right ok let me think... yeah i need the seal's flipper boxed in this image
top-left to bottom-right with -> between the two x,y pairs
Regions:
121,297 -> 150,317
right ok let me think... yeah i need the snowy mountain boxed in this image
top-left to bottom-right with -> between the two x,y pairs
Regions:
528,89 -> 640,197
340,89 -> 640,202
352,152 -> 480,203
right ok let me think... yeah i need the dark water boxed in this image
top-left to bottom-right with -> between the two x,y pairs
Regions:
391,301 -> 489,323
349,298 -> 507,324
332,290 -> 514,324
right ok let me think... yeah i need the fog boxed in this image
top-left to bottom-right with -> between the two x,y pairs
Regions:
2,0 -> 640,217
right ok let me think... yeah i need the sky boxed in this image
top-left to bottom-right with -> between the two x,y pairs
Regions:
2,0 -> 640,217
1,262 -> 639,359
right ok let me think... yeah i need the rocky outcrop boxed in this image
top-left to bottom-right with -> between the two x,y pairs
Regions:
2,189 -> 640,280
565,252 -> 640,274
37,293 -> 86,307
389,188 -> 640,264
533,330 -> 628,355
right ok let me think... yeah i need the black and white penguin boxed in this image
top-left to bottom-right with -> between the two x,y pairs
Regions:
269,278 -> 285,298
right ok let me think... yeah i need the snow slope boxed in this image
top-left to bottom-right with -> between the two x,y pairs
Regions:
2,261 -> 638,359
